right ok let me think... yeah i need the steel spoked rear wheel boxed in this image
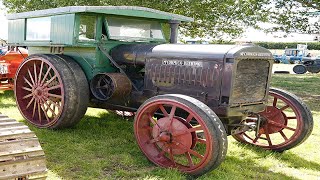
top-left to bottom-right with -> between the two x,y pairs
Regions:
233,88 -> 313,152
15,54 -> 89,129
134,94 -> 227,176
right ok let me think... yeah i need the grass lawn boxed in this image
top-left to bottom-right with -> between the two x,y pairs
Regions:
0,74 -> 319,180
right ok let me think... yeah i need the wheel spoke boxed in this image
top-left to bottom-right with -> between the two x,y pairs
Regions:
26,96 -> 35,109
40,67 -> 52,85
169,106 -> 176,120
37,101 -> 42,123
47,64 -> 53,79
148,113 -> 160,128
23,77 -> 33,88
188,148 -> 204,159
268,120 -> 296,131
272,97 -> 278,107
265,128 -> 273,146
185,113 -> 193,123
42,99 -> 58,117
188,125 -> 203,133
175,141 -> 204,159
159,105 -> 169,116
47,93 -> 62,99
43,97 -> 61,112
243,133 -> 254,141
168,106 -> 177,131
46,84 -> 61,91
23,93 -> 33,99
41,105 -> 51,122
43,75 -> 57,87
28,68 -> 35,85
279,130 -> 288,141
34,62 -> 38,85
22,86 -> 32,92
168,147 -> 177,167
32,100 -> 37,118
253,133 -> 261,143
279,105 -> 290,111
38,61 -> 44,83
185,152 -> 194,167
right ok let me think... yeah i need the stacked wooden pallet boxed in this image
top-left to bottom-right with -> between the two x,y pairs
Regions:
0,113 -> 47,180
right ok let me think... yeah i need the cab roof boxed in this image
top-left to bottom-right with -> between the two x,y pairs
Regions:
7,6 -> 194,22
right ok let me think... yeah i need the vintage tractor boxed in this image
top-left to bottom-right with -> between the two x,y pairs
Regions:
0,44 -> 28,90
7,6 -> 313,176
293,58 -> 320,74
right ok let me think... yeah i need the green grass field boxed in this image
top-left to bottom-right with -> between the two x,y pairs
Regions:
1,74 -> 319,180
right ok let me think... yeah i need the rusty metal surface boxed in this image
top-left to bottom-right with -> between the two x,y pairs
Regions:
0,113 -> 47,180
144,58 -> 222,103
90,73 -> 132,102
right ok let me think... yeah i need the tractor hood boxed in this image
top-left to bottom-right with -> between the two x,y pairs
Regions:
110,44 -> 273,65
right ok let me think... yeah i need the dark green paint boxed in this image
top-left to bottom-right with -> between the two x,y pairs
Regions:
7,6 -> 186,80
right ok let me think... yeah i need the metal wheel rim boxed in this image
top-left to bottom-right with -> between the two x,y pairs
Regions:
236,91 -> 303,149
15,58 -> 64,127
134,99 -> 213,172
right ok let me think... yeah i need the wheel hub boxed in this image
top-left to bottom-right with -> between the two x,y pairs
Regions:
152,117 -> 192,155
33,86 -> 47,100
259,106 -> 287,134
159,132 -> 171,142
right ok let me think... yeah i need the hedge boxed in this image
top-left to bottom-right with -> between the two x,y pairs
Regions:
209,41 -> 320,50
254,42 -> 320,50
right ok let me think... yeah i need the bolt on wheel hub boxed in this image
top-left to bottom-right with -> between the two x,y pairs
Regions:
259,106 -> 286,134
152,117 -> 193,155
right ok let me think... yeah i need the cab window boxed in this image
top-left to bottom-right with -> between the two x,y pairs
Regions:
79,15 -> 96,41
26,17 -> 51,41
106,17 -> 164,42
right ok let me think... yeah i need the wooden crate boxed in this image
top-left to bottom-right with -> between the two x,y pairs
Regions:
0,113 -> 47,180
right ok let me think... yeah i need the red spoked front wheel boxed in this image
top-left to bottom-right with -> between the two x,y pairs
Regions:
15,54 -> 89,129
134,94 -> 227,176
233,88 -> 313,152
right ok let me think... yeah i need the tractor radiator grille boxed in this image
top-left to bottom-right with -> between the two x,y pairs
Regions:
230,59 -> 270,105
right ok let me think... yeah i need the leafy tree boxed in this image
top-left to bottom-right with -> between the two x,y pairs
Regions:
2,0 -> 319,40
